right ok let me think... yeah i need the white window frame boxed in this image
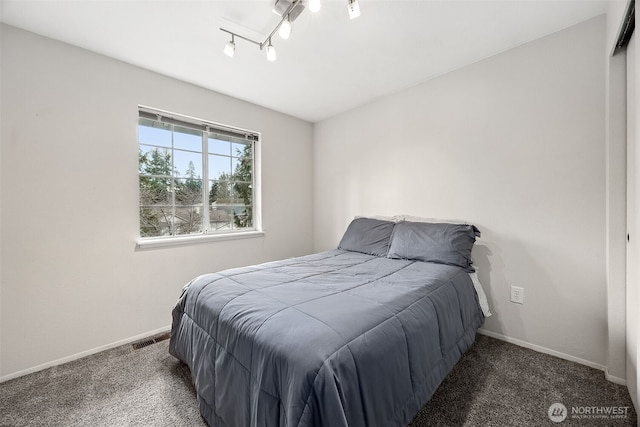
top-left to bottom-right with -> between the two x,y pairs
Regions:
136,106 -> 262,250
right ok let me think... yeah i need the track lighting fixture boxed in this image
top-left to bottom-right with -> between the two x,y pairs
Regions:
347,0 -> 360,19
224,34 -> 235,58
221,0 -> 360,61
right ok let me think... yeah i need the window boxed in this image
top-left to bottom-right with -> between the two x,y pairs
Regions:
137,106 -> 259,241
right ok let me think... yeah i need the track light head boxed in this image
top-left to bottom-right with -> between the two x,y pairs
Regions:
279,16 -> 292,39
309,0 -> 321,13
266,39 -> 277,61
273,0 -> 305,21
224,36 -> 235,58
347,0 -> 360,19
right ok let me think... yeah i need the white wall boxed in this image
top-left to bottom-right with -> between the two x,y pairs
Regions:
314,17 -> 607,368
0,24 -> 314,379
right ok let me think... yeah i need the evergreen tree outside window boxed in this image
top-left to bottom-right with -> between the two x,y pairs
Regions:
138,107 -> 258,239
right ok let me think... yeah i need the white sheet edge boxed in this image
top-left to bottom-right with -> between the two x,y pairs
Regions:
469,269 -> 492,317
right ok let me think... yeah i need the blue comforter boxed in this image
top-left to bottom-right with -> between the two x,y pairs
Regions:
169,250 -> 485,427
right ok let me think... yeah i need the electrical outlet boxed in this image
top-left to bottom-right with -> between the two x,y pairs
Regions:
510,286 -> 524,304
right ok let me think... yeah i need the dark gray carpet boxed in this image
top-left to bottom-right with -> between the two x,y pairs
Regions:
0,334 -> 636,426
0,337 -> 204,427
410,335 -> 636,426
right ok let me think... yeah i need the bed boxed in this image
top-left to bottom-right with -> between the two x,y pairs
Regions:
169,217 -> 490,427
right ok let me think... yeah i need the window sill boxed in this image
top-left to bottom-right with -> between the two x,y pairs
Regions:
135,230 -> 265,251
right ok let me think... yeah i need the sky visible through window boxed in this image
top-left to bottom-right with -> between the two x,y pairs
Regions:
138,121 -> 247,180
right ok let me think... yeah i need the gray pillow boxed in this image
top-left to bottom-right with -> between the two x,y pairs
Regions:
387,221 -> 480,271
338,218 -> 396,257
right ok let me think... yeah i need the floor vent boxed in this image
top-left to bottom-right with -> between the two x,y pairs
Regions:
132,332 -> 171,350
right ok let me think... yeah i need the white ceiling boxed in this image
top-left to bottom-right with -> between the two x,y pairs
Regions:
0,0 -> 608,122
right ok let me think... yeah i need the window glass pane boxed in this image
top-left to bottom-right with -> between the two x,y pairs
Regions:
209,202 -> 233,231
139,147 -> 173,177
173,149 -> 203,179
228,187 -> 241,204
173,126 -> 202,151
233,181 -> 252,206
209,179 -> 232,204
138,119 -> 171,148
209,137 -> 230,156
209,154 -> 232,179
232,206 -> 253,229
209,219 -> 232,232
140,206 -> 173,237
174,178 -> 203,206
232,145 -> 252,179
231,142 -> 248,157
174,205 -> 203,235
210,132 -> 248,145
139,176 -> 172,205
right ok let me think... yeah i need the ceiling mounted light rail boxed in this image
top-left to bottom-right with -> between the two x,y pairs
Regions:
220,0 -> 361,61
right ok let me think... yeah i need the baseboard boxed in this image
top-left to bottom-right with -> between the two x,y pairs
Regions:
3,326 -> 627,386
605,368 -> 627,386
477,329 -> 626,386
0,325 -> 171,383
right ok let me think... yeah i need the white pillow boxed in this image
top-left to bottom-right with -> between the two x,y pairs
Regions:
354,214 -> 402,222
395,214 -> 473,225
469,268 -> 492,318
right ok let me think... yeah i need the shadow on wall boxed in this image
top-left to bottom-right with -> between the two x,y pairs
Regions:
472,231 -> 524,341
